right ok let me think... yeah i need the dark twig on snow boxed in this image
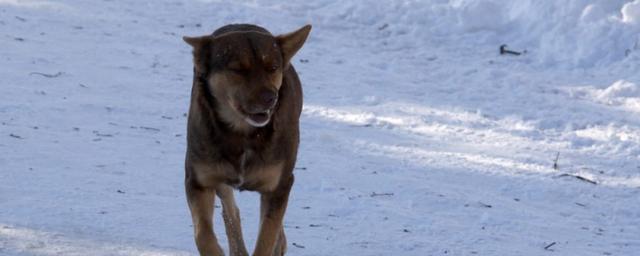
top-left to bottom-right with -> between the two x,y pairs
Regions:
500,44 -> 523,56
292,243 -> 305,249
553,152 -> 560,170
557,173 -> 597,185
370,192 -> 394,197
29,72 -> 64,78
139,126 -> 160,132
478,202 -> 492,208
544,242 -> 557,251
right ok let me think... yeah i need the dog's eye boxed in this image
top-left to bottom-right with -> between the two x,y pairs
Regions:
267,65 -> 279,73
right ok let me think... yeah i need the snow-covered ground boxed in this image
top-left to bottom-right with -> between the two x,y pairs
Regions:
1,0 -> 639,255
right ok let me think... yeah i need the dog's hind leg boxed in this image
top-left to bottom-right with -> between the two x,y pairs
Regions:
217,184 -> 249,256
186,184 -> 224,256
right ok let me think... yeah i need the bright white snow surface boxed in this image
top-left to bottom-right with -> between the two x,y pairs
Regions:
1,0 -> 640,255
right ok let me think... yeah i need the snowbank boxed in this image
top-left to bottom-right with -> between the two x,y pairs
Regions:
595,80 -> 640,104
570,80 -> 640,111
622,0 -> 640,24
321,0 -> 640,68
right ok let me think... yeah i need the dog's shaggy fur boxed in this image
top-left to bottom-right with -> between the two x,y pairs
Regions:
183,24 -> 311,256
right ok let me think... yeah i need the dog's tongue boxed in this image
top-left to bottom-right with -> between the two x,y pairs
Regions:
249,112 -> 269,124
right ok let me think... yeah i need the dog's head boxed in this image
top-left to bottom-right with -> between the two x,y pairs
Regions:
184,25 -> 311,130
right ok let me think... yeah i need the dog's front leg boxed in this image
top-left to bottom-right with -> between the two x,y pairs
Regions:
217,184 -> 249,256
252,175 -> 294,256
186,184 -> 224,256
272,225 -> 287,256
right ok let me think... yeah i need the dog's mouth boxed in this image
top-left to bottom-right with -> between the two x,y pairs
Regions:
242,109 -> 272,127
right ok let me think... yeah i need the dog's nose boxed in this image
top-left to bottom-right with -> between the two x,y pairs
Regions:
260,90 -> 278,107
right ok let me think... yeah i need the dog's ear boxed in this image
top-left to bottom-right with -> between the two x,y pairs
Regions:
183,36 -> 212,72
183,36 -> 208,48
276,24 -> 312,66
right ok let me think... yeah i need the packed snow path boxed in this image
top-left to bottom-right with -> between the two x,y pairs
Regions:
1,1 -> 639,255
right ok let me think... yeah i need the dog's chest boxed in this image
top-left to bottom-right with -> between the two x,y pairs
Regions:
223,139 -> 282,192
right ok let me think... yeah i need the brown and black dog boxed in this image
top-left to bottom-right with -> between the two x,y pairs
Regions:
182,24 -> 311,256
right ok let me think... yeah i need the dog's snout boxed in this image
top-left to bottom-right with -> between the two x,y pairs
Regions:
260,90 -> 278,107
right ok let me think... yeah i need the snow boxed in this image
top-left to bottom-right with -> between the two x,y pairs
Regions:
622,0 -> 640,24
456,1 -> 510,32
1,0 -> 639,256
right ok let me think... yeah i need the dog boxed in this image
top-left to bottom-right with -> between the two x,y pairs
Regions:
182,23 -> 311,256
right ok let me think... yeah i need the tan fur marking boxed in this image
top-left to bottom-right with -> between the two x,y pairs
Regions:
244,162 -> 283,192
193,162 -> 236,188
272,73 -> 283,90
209,73 -> 254,133
272,227 -> 287,256
187,187 -> 224,256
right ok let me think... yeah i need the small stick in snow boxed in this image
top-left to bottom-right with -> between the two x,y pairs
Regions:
544,242 -> 556,251
557,174 -> 597,185
500,44 -> 523,56
139,126 -> 160,132
292,243 -> 305,249
9,133 -> 23,139
29,72 -> 64,78
553,152 -> 560,170
370,192 -> 394,197
478,202 -> 492,208
573,175 -> 597,185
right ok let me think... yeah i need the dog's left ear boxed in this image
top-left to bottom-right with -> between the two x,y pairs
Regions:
276,24 -> 312,66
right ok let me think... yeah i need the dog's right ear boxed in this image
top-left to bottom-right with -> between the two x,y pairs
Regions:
183,36 -> 212,72
183,36 -> 209,49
